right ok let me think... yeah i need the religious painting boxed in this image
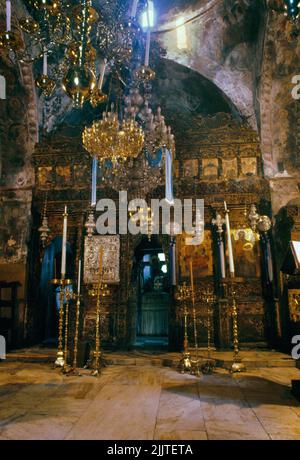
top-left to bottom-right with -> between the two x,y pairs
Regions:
183,159 -> 198,177
288,290 -> 300,322
84,235 -> 120,284
74,163 -> 88,184
56,166 -> 71,186
222,158 -> 238,179
37,166 -> 53,186
241,157 -> 257,176
173,160 -> 180,178
231,228 -> 261,278
177,230 -> 213,278
202,158 -> 218,178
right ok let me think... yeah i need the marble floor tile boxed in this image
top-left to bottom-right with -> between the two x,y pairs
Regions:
0,362 -> 300,440
154,430 -> 208,440
66,384 -> 161,440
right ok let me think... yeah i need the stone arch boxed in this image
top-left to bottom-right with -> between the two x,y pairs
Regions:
157,0 -> 265,130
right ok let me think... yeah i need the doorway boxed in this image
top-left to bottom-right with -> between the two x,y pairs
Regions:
132,237 -> 170,350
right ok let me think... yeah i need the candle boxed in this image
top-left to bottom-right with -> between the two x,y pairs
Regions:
91,156 -> 98,207
77,259 -> 81,295
61,206 -> 68,278
224,201 -> 235,276
6,0 -> 11,32
131,0 -> 139,18
219,240 -> 226,279
144,29 -> 151,66
43,52 -> 48,76
98,58 -> 107,90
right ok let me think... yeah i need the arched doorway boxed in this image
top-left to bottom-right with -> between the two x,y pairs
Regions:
131,236 -> 170,350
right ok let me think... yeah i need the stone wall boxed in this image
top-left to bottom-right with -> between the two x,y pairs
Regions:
0,0 -> 38,345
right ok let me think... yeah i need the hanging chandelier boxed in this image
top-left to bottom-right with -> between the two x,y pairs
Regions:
0,0 -> 152,107
269,0 -> 300,21
82,106 -> 145,166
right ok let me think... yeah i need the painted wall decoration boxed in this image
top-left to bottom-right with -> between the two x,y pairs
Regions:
56,166 -> 71,185
183,159 -> 198,177
37,166 -> 53,186
231,228 -> 261,278
173,160 -> 180,178
222,158 -> 238,179
84,235 -> 120,284
177,230 -> 213,278
202,158 -> 218,178
241,157 -> 257,176
74,164 -> 89,184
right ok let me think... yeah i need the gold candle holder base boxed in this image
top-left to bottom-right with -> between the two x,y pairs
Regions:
64,367 -> 82,377
179,351 -> 193,374
55,351 -> 65,368
230,359 -> 246,373
201,359 -> 215,375
90,350 -> 106,377
179,353 -> 201,376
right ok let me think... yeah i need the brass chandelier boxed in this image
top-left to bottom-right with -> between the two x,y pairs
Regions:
0,0 -> 149,107
82,107 -> 145,166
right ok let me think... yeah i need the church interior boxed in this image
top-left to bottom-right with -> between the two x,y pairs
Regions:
1,0 -> 300,442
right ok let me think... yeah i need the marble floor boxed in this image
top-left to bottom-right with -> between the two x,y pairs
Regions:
0,361 -> 300,440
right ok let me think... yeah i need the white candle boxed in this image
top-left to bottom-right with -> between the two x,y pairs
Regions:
98,59 -> 107,90
43,52 -> 48,76
61,206 -> 68,278
144,29 -> 151,66
77,259 -> 81,294
219,240 -> 226,279
6,1 -> 11,32
131,0 -> 139,18
224,201 -> 235,277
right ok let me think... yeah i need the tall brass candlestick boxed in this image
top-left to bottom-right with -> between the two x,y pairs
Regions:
62,287 -> 73,373
56,284 -> 65,367
230,286 -> 246,373
189,259 -> 199,358
189,259 -> 200,376
51,278 -> 72,368
88,248 -> 109,376
94,248 -> 103,374
176,283 -> 192,374
73,259 -> 82,370
73,295 -> 81,370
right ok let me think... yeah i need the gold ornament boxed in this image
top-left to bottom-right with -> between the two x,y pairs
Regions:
19,18 -> 40,35
30,0 -> 61,14
83,110 -> 144,165
36,74 -> 56,97
134,65 -> 156,83
0,31 -> 22,52
90,88 -> 108,108
62,66 -> 96,107
73,4 -> 99,25
66,41 -> 96,64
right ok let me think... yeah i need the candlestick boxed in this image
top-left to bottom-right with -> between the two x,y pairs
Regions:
144,29 -> 151,66
77,259 -> 81,295
43,51 -> 47,76
50,278 -> 73,368
131,0 -> 139,19
224,201 -> 235,277
61,206 -> 68,278
189,259 -> 200,376
98,59 -> 107,90
6,1 -> 11,32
